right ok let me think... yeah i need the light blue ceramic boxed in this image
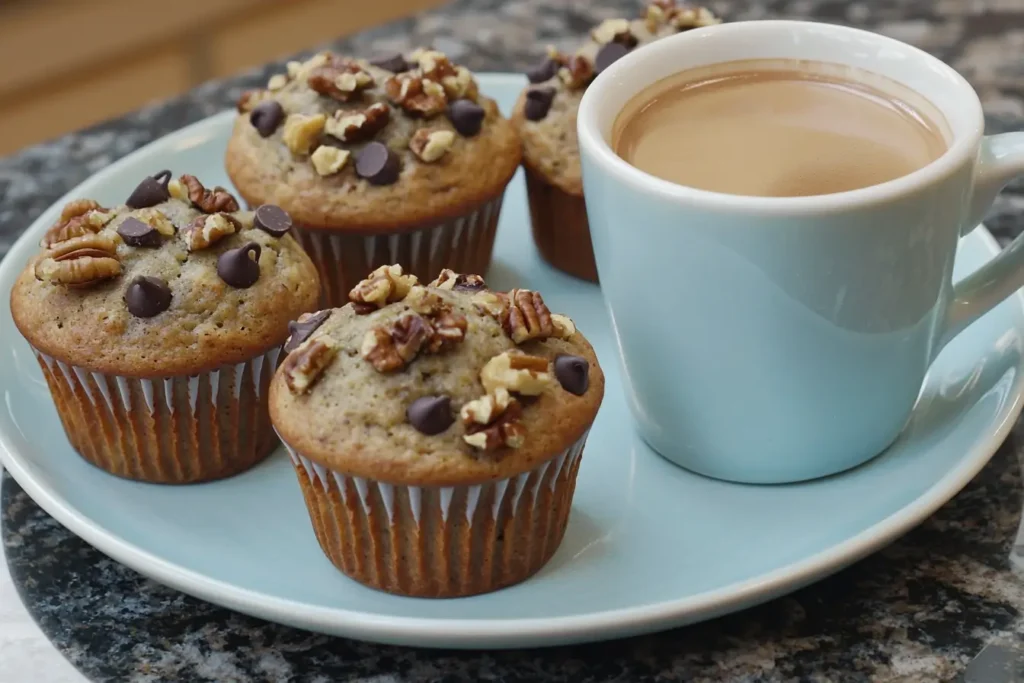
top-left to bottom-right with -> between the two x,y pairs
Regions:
578,21 -> 1024,483
1,75 -> 1022,650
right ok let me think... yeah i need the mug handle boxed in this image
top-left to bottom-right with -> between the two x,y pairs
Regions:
940,132 -> 1024,348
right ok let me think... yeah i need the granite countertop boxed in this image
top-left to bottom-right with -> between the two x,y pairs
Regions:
4,0 -> 1024,681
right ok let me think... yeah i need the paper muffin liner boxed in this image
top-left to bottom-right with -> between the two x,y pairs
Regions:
32,347 -> 283,484
293,192 -> 505,308
283,430 -> 589,598
524,165 -> 598,283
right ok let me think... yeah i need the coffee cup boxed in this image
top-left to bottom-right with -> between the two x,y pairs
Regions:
576,20 -> 1024,483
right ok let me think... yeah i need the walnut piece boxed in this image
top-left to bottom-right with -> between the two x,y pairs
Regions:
133,208 -> 176,237
310,146 -> 351,176
472,290 -> 510,320
505,289 -> 555,343
282,113 -> 327,156
409,129 -> 455,163
283,337 -> 338,394
551,313 -> 576,338
410,49 -> 458,82
361,313 -> 431,372
558,56 -> 594,90
591,18 -> 633,45
405,285 -> 444,314
168,175 -> 240,213
349,264 -> 418,310
324,102 -> 391,143
307,61 -> 375,101
461,388 -> 526,451
35,232 -> 121,287
461,387 -> 515,426
672,6 -> 720,29
480,351 -> 554,396
183,213 -> 237,251
384,73 -> 447,118
441,66 -> 477,100
267,74 -> 289,91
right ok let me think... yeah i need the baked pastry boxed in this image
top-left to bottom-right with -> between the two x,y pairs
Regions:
511,2 -> 721,281
10,171 -> 320,483
226,49 -> 522,307
270,265 -> 604,597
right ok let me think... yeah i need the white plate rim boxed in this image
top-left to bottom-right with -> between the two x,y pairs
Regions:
1,73 -> 1021,648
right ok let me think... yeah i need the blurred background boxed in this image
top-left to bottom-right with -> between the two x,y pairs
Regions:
0,0 -> 445,156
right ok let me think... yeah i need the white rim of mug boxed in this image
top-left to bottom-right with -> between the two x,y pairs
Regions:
577,20 -> 986,217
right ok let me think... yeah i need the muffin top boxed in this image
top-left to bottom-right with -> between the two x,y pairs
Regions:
11,171 -> 321,377
269,266 -> 604,485
225,49 -> 522,232
511,2 -> 720,195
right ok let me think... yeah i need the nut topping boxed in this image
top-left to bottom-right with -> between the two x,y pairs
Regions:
472,290 -> 510,320
41,199 -> 106,247
361,313 -> 431,372
505,288 -> 555,343
133,208 -> 176,237
35,233 -> 121,287
591,18 -> 635,46
183,213 -> 238,251
282,113 -> 327,156
480,351 -> 554,396
424,309 -> 467,353
461,388 -> 526,451
349,264 -> 418,311
551,314 -> 576,338
409,129 -> 455,163
311,146 -> 351,176
324,102 -> 391,143
237,89 -> 270,113
558,55 -> 594,90
267,74 -> 289,92
410,49 -> 458,82
384,73 -> 448,118
307,60 -> 375,101
405,285 -> 444,314
283,337 -> 339,394
672,6 -> 720,29
168,175 -> 240,213
430,269 -> 487,292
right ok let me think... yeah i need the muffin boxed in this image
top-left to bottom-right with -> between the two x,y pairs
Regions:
10,171 -> 320,483
511,2 -> 721,282
226,49 -> 522,308
270,265 -> 604,597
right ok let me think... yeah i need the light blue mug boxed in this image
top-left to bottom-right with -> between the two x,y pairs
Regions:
577,20 -> 1024,483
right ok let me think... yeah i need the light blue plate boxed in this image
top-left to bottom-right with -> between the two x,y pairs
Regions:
1,74 -> 1022,650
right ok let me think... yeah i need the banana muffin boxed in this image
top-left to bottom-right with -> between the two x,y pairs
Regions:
270,265 -> 604,597
10,171 -> 320,483
512,2 -> 721,281
226,49 -> 522,308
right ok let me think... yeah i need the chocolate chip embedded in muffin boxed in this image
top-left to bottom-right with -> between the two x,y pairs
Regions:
117,217 -> 163,248
217,243 -> 262,288
124,275 -> 172,318
406,395 -> 455,435
524,87 -> 557,121
253,204 -> 292,237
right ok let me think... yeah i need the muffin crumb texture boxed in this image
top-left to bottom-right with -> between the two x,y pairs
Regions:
271,266 -> 604,484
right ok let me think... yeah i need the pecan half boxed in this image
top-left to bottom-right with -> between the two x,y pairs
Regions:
307,60 -> 375,101
183,213 -> 238,251
361,313 -> 431,372
283,336 -> 338,394
558,55 -> 594,90
168,175 -> 240,213
35,233 -> 121,286
325,102 -> 391,143
349,264 -> 419,311
384,73 -> 447,118
480,351 -> 554,395
505,289 -> 555,343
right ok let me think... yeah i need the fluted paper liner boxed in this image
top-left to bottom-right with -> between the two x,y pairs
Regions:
295,193 -> 505,308
32,347 -> 283,484
524,165 -> 598,283
284,431 -> 589,598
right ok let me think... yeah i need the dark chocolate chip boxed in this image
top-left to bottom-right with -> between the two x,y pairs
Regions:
406,395 -> 454,435
594,42 -> 630,74
124,276 -> 172,318
217,242 -> 262,288
125,170 -> 172,209
526,58 -> 560,84
116,217 -> 163,247
355,142 -> 401,186
370,53 -> 411,73
250,100 -> 285,138
554,354 -> 589,396
285,310 -> 331,353
524,87 -> 556,121
253,204 -> 292,237
447,99 -> 486,137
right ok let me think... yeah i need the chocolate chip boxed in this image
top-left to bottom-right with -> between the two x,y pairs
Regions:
284,310 -> 331,353
125,276 -> 172,318
447,99 -> 486,137
406,395 -> 454,435
253,204 -> 292,237
250,100 -> 285,138
355,142 -> 401,186
524,87 -> 556,121
370,53 -> 411,73
116,217 -> 162,247
554,354 -> 589,396
217,242 -> 261,288
125,170 -> 171,209
526,58 -> 560,84
594,42 -> 630,74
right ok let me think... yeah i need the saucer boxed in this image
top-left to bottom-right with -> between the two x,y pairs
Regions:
1,74 -> 1021,649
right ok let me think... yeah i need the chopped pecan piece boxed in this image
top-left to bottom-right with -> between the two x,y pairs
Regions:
183,213 -> 238,251
461,388 -> 526,451
281,114 -> 327,156
283,337 -> 338,394
410,49 -> 458,82
168,175 -> 240,213
133,208 -> 176,237
424,309 -> 467,353
472,290 -> 510,321
480,351 -> 554,395
307,60 -> 375,101
405,285 -> 445,314
558,55 -> 594,90
361,313 -> 431,372
505,288 -> 555,343
591,18 -> 636,46
409,129 -> 455,163
349,264 -> 418,311
672,6 -> 720,29
551,313 -> 576,338
384,73 -> 447,118
429,269 -> 487,292
324,102 -> 391,143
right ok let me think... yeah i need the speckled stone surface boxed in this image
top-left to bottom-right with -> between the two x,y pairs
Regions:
3,0 -> 1024,681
